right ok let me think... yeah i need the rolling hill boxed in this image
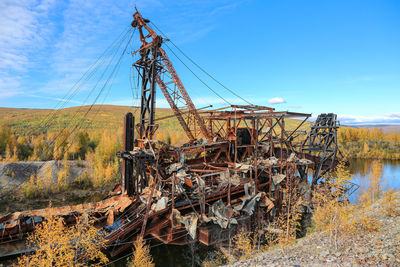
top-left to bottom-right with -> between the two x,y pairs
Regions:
0,105 -> 312,137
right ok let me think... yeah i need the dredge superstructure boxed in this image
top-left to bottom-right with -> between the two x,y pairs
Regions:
0,9 -> 344,259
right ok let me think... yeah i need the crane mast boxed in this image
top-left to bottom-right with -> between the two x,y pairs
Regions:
131,9 -> 211,143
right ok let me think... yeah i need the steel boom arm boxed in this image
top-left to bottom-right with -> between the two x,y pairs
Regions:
131,10 -> 211,142
157,48 -> 211,141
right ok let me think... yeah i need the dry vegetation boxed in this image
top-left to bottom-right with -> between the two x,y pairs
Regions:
129,237 -> 155,267
17,211 -> 109,266
339,127 -> 400,159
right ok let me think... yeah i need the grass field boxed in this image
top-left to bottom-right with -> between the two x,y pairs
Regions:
0,105 -> 177,134
0,105 -> 311,137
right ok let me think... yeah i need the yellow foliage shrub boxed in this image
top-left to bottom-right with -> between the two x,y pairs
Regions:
57,157 -> 70,191
361,160 -> 384,203
17,214 -> 108,266
275,187 -> 304,248
21,174 -> 41,199
312,162 -> 382,249
231,231 -> 257,261
129,237 -> 154,267
380,189 -> 399,217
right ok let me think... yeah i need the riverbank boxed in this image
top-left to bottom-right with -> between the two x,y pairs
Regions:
225,191 -> 400,267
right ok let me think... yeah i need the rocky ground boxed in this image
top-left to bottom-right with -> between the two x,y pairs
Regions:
0,160 -> 111,214
226,192 -> 400,267
0,160 -> 86,187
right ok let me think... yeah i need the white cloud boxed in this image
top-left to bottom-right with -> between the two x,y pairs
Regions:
268,97 -> 286,104
338,113 -> 400,125
0,0 -> 55,96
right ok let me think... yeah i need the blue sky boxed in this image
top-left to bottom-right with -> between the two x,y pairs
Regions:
0,0 -> 399,125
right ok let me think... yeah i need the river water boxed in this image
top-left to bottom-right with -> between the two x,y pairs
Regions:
348,159 -> 400,202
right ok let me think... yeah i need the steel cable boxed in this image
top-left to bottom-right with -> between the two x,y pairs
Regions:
151,22 -> 252,106
36,26 -> 132,134
9,28 -> 134,182
163,43 -> 232,106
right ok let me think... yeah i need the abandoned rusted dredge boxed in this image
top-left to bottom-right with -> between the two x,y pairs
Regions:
0,9 -> 346,259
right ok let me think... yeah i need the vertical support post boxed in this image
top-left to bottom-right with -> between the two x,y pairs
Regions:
280,118 -> 284,173
255,119 -> 259,193
136,44 -> 159,143
170,173 -> 176,240
140,172 -> 158,238
122,112 -> 135,196
228,172 -> 231,206
234,107 -> 238,163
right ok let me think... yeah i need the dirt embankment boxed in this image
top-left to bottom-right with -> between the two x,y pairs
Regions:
227,191 -> 400,267
0,161 -> 110,215
0,160 -> 86,188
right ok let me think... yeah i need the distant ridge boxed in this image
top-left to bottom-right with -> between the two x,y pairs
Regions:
345,124 -> 400,133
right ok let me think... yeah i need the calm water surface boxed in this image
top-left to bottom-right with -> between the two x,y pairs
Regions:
348,159 -> 400,202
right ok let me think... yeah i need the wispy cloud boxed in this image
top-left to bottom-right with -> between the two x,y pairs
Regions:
289,105 -> 302,110
339,113 -> 400,125
209,2 -> 241,17
25,93 -> 84,105
343,74 -> 397,84
148,0 -> 243,45
38,0 -> 130,93
268,97 -> 286,104
0,0 -> 56,97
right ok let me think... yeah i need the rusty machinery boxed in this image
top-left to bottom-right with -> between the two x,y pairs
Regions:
0,8 -> 344,260
106,9 -> 343,256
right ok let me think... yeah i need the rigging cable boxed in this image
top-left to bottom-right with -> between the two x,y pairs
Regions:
13,28 -> 135,179
94,31 -> 135,121
163,43 -> 231,106
38,28 -> 133,157
50,27 -> 133,129
151,22 -> 252,106
60,29 -> 136,154
37,26 -> 132,133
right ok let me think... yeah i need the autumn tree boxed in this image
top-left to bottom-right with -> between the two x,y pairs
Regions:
312,162 -> 380,249
0,124 -> 11,154
57,155 -> 71,191
130,237 -> 154,267
359,160 -> 384,204
17,215 -> 108,266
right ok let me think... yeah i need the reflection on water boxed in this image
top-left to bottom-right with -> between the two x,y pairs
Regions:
348,159 -> 400,202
